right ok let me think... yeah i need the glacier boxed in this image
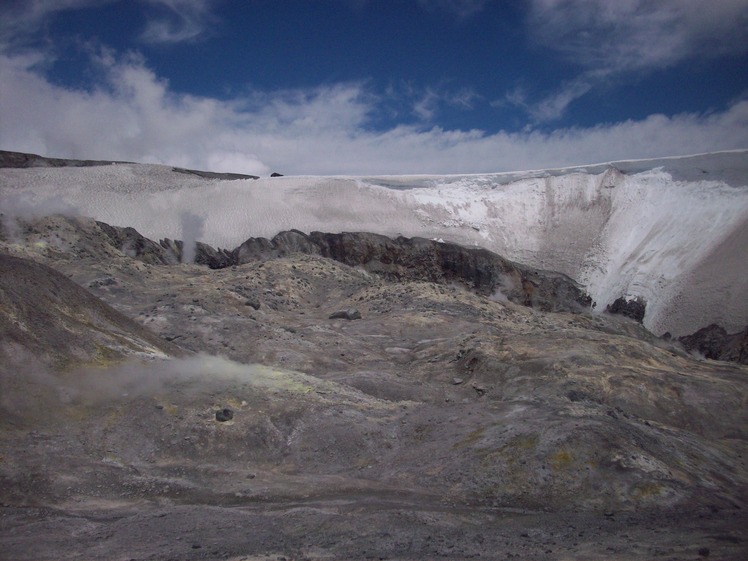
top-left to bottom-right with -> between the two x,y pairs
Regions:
1,150 -> 747,336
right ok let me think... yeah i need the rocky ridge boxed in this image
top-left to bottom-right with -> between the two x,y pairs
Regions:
86,218 -> 748,364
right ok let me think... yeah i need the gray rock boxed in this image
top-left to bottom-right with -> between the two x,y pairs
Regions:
329,309 -> 362,320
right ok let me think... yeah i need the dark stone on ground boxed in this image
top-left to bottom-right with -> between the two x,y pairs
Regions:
215,409 -> 234,422
329,309 -> 362,320
567,390 -> 589,402
270,172 -> 284,177
88,276 -> 118,288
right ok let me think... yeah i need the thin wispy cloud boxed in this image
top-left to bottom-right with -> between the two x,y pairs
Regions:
138,0 -> 217,44
417,0 -> 491,19
517,0 -> 748,122
0,0 -> 110,46
0,0 -> 218,49
529,0 -> 748,72
503,74 -> 596,123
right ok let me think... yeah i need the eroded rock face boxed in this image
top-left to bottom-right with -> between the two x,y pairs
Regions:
91,222 -> 592,313
97,221 -> 179,265
680,324 -> 748,364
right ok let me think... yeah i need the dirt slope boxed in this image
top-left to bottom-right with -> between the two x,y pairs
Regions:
0,216 -> 746,560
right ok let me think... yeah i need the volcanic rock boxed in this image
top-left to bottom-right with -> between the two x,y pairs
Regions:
2,210 -> 748,561
607,296 -> 646,323
171,167 -> 259,181
97,221 -> 178,265
215,408 -> 234,422
235,230 -> 593,313
329,309 -> 362,320
679,323 -> 748,364
0,253 -> 181,370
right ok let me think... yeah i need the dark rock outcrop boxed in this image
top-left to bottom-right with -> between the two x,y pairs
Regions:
74,219 -> 593,314
679,324 -> 748,364
194,242 -> 236,269
0,150 -> 131,168
270,172 -> 284,177
96,225 -> 593,314
235,231 -> 592,313
607,296 -> 646,323
97,224 -> 235,267
0,150 -> 258,180
96,221 -> 179,265
171,167 -> 259,181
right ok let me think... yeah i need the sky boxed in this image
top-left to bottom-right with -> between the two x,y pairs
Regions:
1,0 -> 747,175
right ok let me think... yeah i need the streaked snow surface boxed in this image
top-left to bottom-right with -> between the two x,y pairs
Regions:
2,151 -> 747,336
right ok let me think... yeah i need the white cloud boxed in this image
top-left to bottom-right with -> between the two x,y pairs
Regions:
529,0 -> 748,72
517,0 -> 748,122
1,50 -> 747,176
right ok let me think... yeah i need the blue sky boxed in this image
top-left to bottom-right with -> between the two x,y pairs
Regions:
1,0 -> 747,175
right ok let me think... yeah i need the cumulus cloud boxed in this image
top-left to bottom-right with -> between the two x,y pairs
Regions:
1,50 -> 747,175
518,0 -> 748,122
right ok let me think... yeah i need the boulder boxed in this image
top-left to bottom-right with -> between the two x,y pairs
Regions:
329,309 -> 362,320
215,408 -> 234,422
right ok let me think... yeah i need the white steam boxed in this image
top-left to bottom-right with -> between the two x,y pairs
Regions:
179,211 -> 205,263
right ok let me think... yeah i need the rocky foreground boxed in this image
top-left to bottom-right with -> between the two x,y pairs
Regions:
1,215 -> 747,560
